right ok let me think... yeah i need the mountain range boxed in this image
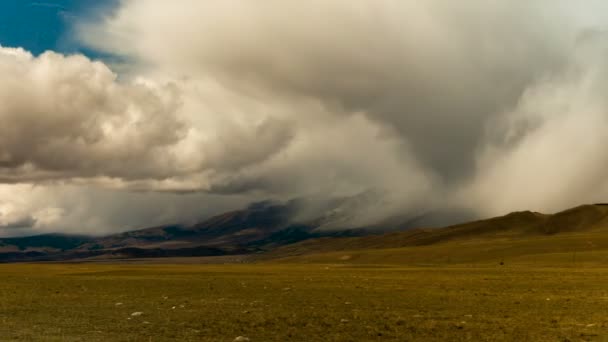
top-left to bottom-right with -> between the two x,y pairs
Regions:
0,199 -> 392,262
3,202 -> 608,263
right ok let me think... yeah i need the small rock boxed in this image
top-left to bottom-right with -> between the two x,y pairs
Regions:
233,337 -> 250,342
340,319 -> 350,323
131,312 -> 143,317
587,324 -> 597,327
344,302 -> 352,305
115,302 -> 123,306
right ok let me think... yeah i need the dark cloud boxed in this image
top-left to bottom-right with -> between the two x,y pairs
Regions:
0,217 -> 36,230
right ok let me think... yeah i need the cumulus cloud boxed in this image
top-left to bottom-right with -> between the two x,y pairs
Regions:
3,1 -> 608,234
80,0 -> 581,181
0,47 -> 187,183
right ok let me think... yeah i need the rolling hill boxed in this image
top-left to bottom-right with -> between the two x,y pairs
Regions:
3,203 -> 608,263
263,204 -> 608,264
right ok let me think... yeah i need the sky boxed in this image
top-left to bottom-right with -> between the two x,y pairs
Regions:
0,1 -> 116,55
2,1 -> 608,236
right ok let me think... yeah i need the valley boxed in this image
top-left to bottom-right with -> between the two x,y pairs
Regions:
4,204 -> 608,340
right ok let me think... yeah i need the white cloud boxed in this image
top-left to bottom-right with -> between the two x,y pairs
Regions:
3,1 -> 608,234
463,36 -> 608,214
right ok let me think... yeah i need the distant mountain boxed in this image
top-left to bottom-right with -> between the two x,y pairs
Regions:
5,202 -> 608,263
0,234 -> 93,253
264,204 -> 608,259
0,199 -> 374,262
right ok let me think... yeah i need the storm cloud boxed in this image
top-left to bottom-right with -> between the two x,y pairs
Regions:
2,1 -> 608,234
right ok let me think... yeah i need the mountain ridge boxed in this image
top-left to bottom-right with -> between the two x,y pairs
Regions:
3,203 -> 608,263
262,204 -> 608,260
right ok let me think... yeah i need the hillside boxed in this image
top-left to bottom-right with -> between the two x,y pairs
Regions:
264,204 -> 608,263
0,200 -> 372,262
3,203 -> 608,263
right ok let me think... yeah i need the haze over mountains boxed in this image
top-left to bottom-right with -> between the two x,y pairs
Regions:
0,195 -> 452,262
3,202 -> 608,263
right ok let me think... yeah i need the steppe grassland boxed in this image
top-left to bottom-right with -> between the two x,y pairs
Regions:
1,262 -> 608,341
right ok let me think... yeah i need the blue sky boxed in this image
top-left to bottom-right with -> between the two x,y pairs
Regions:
0,0 -> 115,56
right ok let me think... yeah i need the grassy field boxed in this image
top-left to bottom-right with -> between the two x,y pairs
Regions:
268,231 -> 608,266
5,206 -> 608,341
1,262 -> 608,341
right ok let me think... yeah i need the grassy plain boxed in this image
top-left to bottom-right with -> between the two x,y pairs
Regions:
1,262 -> 608,341
270,231 -> 608,266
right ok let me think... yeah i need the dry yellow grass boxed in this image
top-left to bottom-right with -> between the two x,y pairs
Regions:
1,262 -> 608,341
